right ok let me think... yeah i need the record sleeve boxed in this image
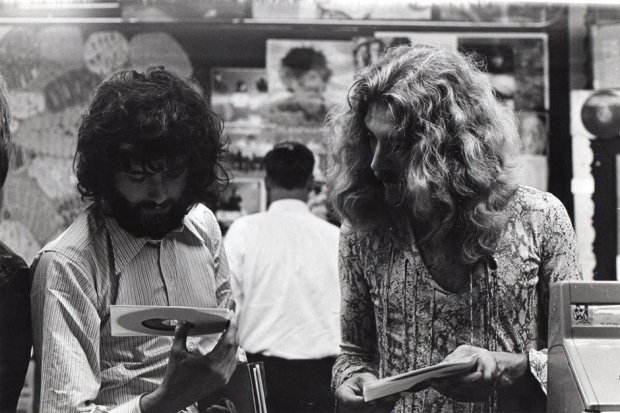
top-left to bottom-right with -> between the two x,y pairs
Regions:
110,305 -> 232,337
363,355 -> 477,401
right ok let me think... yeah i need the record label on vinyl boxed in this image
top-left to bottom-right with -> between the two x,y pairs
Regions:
581,90 -> 620,138
110,305 -> 231,337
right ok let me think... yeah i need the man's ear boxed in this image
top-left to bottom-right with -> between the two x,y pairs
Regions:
305,175 -> 314,192
265,176 -> 273,190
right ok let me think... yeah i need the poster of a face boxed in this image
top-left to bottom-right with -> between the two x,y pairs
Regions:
210,67 -> 269,127
215,177 -> 267,235
264,39 -> 355,128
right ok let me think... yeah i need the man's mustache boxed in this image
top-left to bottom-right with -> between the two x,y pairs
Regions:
138,200 -> 174,210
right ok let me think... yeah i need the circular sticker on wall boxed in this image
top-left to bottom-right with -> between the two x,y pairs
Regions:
581,89 -> 620,138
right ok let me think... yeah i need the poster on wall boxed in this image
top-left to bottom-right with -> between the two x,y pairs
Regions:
251,0 -> 546,23
251,0 -> 432,21
122,0 -> 247,22
264,38 -> 353,221
262,38 -> 354,181
214,177 -> 267,236
210,67 -> 272,176
353,33 -> 457,72
0,25 -> 196,263
591,23 -> 620,90
265,38 -> 354,134
211,67 -> 269,127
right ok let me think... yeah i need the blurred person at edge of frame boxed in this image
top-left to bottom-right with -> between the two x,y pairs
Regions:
0,72 -> 32,413
325,44 -> 582,413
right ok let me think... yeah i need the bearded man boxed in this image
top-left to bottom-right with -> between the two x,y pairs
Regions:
31,66 -> 240,413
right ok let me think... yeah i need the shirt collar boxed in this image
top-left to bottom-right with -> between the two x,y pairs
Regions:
105,208 -> 202,275
267,199 -> 310,214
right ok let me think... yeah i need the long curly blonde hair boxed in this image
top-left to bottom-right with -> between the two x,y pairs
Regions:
325,44 -> 523,266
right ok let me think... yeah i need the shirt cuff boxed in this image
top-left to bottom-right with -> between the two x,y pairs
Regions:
528,348 -> 548,395
107,395 -> 144,413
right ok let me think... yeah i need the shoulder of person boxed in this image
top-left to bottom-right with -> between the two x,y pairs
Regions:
338,220 -> 374,246
37,205 -> 103,264
185,203 -> 225,244
0,240 -> 29,296
0,240 -> 28,272
311,214 -> 341,234
187,203 -> 218,223
508,185 -> 567,216
224,211 -> 273,242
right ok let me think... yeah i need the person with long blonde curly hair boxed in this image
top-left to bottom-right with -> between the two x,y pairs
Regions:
326,44 -> 582,413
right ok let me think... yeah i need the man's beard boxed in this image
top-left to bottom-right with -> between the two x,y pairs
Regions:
106,189 -> 194,240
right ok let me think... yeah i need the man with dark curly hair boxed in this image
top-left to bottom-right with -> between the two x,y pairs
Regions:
325,44 -> 582,413
31,66 -> 240,413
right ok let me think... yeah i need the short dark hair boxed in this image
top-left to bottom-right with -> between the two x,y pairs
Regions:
0,74 -> 11,189
74,65 -> 229,207
264,141 -> 314,190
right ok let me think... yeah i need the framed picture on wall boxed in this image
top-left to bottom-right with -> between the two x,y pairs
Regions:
264,38 -> 354,130
214,177 -> 267,235
210,67 -> 269,127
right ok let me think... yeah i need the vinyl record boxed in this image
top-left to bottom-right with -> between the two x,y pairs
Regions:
111,305 -> 231,337
581,89 -> 620,138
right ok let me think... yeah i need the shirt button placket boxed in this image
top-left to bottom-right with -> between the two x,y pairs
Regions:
160,239 -> 177,305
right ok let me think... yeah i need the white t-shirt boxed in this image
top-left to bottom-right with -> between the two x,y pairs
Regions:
224,199 -> 341,360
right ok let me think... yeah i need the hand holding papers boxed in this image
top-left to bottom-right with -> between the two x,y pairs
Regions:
363,355 -> 478,402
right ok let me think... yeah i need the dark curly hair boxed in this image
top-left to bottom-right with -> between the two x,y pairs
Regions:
74,66 -> 229,208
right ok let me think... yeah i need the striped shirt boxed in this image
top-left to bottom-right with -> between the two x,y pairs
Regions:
31,203 -> 232,413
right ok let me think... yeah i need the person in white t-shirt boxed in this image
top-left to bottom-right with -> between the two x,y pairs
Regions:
224,141 -> 341,413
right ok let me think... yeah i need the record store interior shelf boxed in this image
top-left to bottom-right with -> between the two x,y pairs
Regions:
0,7 -> 572,266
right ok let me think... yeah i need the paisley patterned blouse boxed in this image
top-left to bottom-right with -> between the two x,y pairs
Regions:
332,186 -> 582,413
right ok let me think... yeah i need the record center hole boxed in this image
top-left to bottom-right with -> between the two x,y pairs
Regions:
141,318 -> 195,331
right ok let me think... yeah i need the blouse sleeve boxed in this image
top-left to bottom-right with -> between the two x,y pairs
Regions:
331,228 -> 379,392
531,193 -> 583,390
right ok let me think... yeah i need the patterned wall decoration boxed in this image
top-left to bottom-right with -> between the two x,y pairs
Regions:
0,24 -> 194,264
